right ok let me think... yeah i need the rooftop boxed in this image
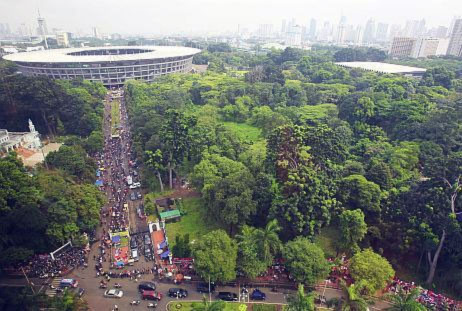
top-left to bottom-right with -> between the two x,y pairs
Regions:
3,46 -> 201,63
335,62 -> 427,74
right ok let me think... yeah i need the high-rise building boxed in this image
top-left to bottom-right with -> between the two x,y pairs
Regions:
37,16 -> 48,36
336,16 -> 347,44
411,38 -> 439,58
449,16 -> 461,36
389,37 -> 416,58
286,24 -> 302,47
354,25 -> 363,45
376,23 -> 389,42
309,18 -> 317,39
362,19 -> 376,44
258,24 -> 273,38
92,27 -> 100,39
435,26 -> 448,38
281,20 -> 287,34
56,31 -> 69,47
436,38 -> 450,55
447,18 -> 462,56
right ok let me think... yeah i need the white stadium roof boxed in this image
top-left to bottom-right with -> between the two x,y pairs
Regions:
335,62 -> 426,74
3,46 -> 201,63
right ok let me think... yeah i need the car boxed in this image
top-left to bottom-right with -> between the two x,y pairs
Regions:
131,249 -> 139,261
168,288 -> 188,298
197,282 -> 216,293
141,290 -> 162,301
137,192 -> 142,199
77,288 -> 85,297
104,289 -> 123,298
138,282 -> 156,292
130,238 -> 138,249
250,289 -> 266,301
133,171 -> 138,176
145,246 -> 152,260
144,234 -> 151,245
129,184 -> 139,189
217,292 -> 238,301
130,193 -> 136,201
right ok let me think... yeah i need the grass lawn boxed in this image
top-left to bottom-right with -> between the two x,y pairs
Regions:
165,197 -> 219,248
314,226 -> 339,258
167,301 -> 282,311
111,99 -> 120,136
223,122 -> 262,143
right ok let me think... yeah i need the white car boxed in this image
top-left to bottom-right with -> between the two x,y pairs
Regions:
104,289 -> 124,298
130,182 -> 141,189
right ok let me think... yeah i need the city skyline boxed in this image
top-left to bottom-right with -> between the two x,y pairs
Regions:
1,0 -> 461,36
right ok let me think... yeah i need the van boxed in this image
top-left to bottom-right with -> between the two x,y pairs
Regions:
60,278 -> 78,288
131,249 -> 139,261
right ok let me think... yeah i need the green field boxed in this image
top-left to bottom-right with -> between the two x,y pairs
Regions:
111,99 -> 120,136
167,301 -> 282,311
165,197 -> 219,248
223,122 -> 262,142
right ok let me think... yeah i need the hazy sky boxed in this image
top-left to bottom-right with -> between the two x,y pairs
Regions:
1,0 -> 461,35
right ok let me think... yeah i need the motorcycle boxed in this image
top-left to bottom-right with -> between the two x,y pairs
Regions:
99,284 -> 107,289
130,300 -> 141,305
147,303 -> 157,308
114,283 -> 122,288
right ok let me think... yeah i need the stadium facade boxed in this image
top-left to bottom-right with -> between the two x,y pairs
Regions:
3,46 -> 201,87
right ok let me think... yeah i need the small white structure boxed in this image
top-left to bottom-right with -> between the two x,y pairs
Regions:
0,119 -> 42,153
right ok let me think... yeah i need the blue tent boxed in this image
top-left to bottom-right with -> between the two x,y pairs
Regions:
96,170 -> 101,177
160,250 -> 170,259
112,235 -> 121,243
95,180 -> 104,187
159,241 -> 167,249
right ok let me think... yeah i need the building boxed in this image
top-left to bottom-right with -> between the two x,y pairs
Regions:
92,27 -> 100,39
3,46 -> 201,88
286,24 -> 302,47
447,18 -> 462,57
363,19 -> 376,44
376,23 -> 389,42
336,62 -> 426,78
56,32 -> 69,47
37,13 -> 48,36
389,37 -> 416,58
309,18 -> 317,40
0,119 -> 41,153
257,24 -> 273,38
436,38 -> 450,55
412,38 -> 440,58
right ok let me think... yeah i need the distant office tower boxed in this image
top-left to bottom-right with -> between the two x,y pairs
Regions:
258,24 -> 273,38
376,23 -> 389,42
281,20 -> 287,34
336,16 -> 347,44
412,38 -> 439,58
92,27 -> 100,39
435,26 -> 448,38
447,19 -> 462,56
404,19 -> 426,38
362,19 -> 376,44
309,18 -> 317,39
390,37 -> 416,58
389,24 -> 402,39
436,38 -> 450,55
286,24 -> 302,47
449,16 -> 461,36
354,25 -> 363,45
37,11 -> 48,36
56,32 -> 69,47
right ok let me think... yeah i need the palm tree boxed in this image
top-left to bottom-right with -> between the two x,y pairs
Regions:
287,284 -> 315,311
386,288 -> 426,311
336,280 -> 370,311
191,296 -> 226,311
253,219 -> 281,264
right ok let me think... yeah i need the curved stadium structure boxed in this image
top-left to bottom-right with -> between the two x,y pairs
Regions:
3,46 -> 201,87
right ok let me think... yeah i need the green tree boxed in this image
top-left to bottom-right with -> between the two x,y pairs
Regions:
253,219 -> 282,265
283,237 -> 330,285
235,226 -> 268,278
339,209 -> 368,254
386,288 -> 426,311
287,284 -> 315,311
349,249 -> 395,294
192,230 -> 237,283
336,280 -> 369,311
145,149 -> 165,192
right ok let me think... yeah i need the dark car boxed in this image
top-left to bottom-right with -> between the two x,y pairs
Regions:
250,289 -> 266,301
197,282 -> 216,293
217,292 -> 238,301
138,282 -> 156,293
144,245 -> 152,259
130,238 -> 137,249
168,288 -> 188,298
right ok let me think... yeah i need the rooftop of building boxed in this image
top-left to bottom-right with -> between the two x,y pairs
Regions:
3,46 -> 201,63
335,62 -> 427,74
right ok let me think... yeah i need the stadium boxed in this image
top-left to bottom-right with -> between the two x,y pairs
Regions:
3,46 -> 201,87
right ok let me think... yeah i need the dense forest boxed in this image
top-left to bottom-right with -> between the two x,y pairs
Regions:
124,46 -> 462,296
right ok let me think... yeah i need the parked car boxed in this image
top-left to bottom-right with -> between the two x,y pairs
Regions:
250,289 -> 266,301
138,282 -> 156,292
197,282 -> 216,293
144,234 -> 151,245
137,192 -> 142,199
142,290 -> 162,301
131,249 -> 139,261
104,289 -> 123,298
130,193 -> 136,201
133,171 -> 138,176
130,238 -> 138,249
168,288 -> 188,298
145,246 -> 152,260
217,292 -> 238,301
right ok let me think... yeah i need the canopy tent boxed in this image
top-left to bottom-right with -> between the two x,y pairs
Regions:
158,241 -> 167,249
96,170 -> 101,177
160,250 -> 170,259
112,235 -> 121,243
159,209 -> 181,221
95,179 -> 104,186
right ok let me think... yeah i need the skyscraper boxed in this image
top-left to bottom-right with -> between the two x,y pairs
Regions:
336,16 -> 347,44
411,38 -> 440,58
376,23 -> 389,42
362,19 -> 376,44
92,27 -> 100,39
309,18 -> 317,39
281,20 -> 287,34
447,18 -> 462,57
286,24 -> 302,47
37,12 -> 48,36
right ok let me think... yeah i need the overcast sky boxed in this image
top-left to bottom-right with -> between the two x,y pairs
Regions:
1,0 -> 461,36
